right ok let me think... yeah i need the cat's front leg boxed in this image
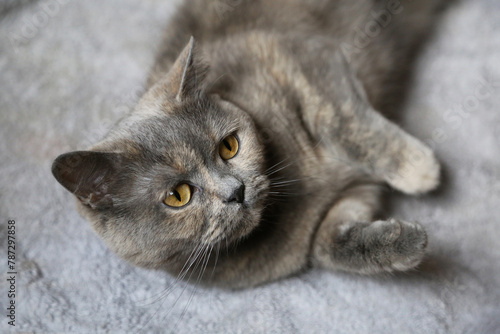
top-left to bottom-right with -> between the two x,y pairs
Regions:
376,129 -> 441,195
312,190 -> 427,274
330,106 -> 441,195
308,52 -> 440,195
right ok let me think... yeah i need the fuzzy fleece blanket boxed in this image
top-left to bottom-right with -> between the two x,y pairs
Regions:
1,0 -> 499,333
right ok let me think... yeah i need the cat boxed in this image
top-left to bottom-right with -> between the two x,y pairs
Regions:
52,0 -> 444,289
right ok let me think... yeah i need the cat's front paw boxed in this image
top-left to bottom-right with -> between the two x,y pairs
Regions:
386,143 -> 440,195
362,219 -> 427,272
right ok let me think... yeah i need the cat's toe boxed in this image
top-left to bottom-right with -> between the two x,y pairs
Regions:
364,219 -> 428,272
386,145 -> 440,195
387,219 -> 427,271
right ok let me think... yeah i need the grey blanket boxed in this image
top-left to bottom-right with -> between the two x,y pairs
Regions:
1,0 -> 499,333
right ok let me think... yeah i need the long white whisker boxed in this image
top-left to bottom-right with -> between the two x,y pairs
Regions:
133,242 -> 207,333
270,178 -> 302,186
173,244 -> 213,332
210,241 -> 221,280
160,243 -> 208,330
264,158 -> 290,173
139,243 -> 203,306
266,162 -> 293,177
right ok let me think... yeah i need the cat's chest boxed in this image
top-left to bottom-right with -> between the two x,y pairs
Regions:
257,112 -> 350,222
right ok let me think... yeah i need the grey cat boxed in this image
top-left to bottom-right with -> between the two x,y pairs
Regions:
52,0 -> 444,288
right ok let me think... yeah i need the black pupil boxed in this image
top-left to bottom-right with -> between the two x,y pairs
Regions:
223,139 -> 232,151
174,190 -> 181,201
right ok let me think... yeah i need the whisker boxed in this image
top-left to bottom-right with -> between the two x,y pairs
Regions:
270,178 -> 302,186
207,73 -> 227,92
267,191 -> 298,196
264,158 -> 290,174
266,162 -> 293,177
269,183 -> 299,189
141,244 -> 202,306
132,242 -> 208,333
140,242 -> 204,306
165,243 -> 209,330
173,244 -> 213,332
210,241 -> 221,280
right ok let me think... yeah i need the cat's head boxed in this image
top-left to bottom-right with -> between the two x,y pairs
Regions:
52,38 -> 269,269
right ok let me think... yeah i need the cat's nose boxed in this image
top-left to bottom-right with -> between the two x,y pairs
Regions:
225,184 -> 245,204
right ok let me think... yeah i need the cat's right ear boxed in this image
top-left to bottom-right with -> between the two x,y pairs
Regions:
52,151 -> 123,209
164,36 -> 209,101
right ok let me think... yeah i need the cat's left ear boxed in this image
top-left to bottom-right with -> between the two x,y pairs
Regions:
52,151 -> 123,209
166,36 -> 209,101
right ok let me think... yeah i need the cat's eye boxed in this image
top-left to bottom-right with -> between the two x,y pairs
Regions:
219,134 -> 239,160
164,184 -> 192,207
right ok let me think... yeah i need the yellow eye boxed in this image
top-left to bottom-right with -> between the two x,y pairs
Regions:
219,134 -> 239,160
164,184 -> 192,207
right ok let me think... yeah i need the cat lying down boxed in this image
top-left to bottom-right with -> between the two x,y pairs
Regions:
52,0 -> 442,288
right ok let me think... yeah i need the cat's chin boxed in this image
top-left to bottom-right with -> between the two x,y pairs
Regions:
204,206 -> 262,245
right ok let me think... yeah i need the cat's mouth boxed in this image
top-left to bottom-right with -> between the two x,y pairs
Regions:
203,201 -> 258,245
202,176 -> 269,245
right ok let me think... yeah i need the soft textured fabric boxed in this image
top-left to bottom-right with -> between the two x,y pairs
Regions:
0,0 -> 499,333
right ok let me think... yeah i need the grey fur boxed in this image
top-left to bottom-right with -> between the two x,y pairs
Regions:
52,0 -> 444,288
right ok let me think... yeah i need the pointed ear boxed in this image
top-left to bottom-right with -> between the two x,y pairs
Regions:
165,36 -> 209,101
52,151 -> 123,209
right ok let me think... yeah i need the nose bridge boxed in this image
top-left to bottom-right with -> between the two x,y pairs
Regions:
219,174 -> 241,191
199,167 -> 241,199
214,171 -> 243,200
216,173 -> 242,200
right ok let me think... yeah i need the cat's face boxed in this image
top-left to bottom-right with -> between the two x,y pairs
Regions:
132,97 -> 269,245
52,38 -> 269,269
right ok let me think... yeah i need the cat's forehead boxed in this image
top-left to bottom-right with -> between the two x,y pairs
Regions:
118,100 -> 240,166
163,102 -> 238,143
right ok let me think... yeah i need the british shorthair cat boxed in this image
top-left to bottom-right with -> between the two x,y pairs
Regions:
52,0 -> 443,288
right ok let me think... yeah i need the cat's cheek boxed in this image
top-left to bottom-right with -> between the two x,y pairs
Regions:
166,209 -> 206,240
248,175 -> 270,205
